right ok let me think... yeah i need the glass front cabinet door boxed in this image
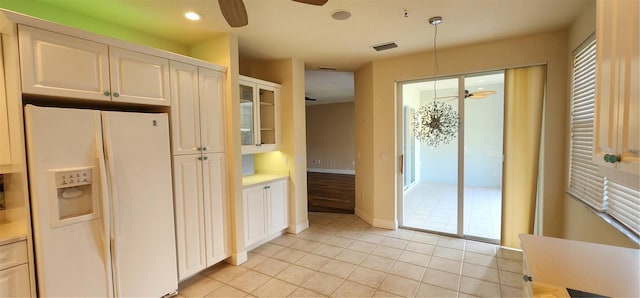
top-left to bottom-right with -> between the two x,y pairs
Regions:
239,75 -> 280,154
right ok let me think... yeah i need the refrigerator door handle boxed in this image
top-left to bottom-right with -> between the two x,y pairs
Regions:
101,113 -> 121,296
95,116 -> 114,298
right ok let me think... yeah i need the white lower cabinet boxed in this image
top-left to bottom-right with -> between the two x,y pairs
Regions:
243,179 -> 288,249
0,264 -> 30,297
173,153 -> 229,281
0,241 -> 30,297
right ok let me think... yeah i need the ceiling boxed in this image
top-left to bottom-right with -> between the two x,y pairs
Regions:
35,0 -> 591,103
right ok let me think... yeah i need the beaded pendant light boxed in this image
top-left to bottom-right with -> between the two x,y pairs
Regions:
412,16 -> 459,147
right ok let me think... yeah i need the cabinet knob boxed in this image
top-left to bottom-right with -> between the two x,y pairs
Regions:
604,154 -> 621,163
523,275 -> 532,282
202,147 -> 208,151
197,147 -> 202,151
198,157 -> 202,160
113,92 -> 120,97
103,91 -> 111,96
203,156 -> 208,160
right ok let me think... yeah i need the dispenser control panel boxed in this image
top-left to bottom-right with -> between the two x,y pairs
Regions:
54,169 -> 92,188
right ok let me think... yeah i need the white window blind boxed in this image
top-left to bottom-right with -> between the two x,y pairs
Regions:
607,180 -> 640,235
568,35 -> 640,237
568,37 -> 606,211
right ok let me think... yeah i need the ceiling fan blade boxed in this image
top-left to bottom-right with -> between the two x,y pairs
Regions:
305,96 -> 317,101
292,0 -> 328,5
218,0 -> 248,27
468,90 -> 496,99
434,95 -> 458,101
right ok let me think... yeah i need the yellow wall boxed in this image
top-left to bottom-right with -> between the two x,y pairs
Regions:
355,30 -> 570,241
306,102 -> 355,172
561,1 -> 637,248
248,58 -> 310,233
354,63 -> 375,225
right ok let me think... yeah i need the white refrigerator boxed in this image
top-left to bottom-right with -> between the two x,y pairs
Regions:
24,105 -> 178,297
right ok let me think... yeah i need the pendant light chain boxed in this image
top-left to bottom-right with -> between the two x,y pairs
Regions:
432,21 -> 439,102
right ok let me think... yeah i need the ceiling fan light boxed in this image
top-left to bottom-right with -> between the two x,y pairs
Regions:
184,11 -> 203,21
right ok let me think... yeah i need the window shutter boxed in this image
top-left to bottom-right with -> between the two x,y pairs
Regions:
606,180 -> 640,235
567,37 -> 606,210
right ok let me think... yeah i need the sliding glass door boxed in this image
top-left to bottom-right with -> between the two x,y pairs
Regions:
400,71 -> 504,242
463,73 -> 504,241
401,77 -> 460,235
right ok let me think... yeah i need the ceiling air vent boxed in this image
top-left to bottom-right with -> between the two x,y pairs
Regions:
372,42 -> 398,52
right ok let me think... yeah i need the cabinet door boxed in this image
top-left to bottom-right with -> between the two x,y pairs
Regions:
0,38 -> 11,166
202,153 -> 229,265
267,179 -> 288,234
595,0 -> 640,179
239,81 -> 257,152
0,264 -> 30,297
172,155 -> 206,280
17,25 -> 110,101
170,61 -> 201,155
257,85 -> 279,152
243,185 -> 267,248
199,68 -> 226,153
109,47 -> 170,106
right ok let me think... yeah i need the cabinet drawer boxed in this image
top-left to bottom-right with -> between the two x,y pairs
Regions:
0,241 -> 28,271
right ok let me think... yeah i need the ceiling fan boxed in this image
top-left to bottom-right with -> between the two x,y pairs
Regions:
218,0 -> 328,27
436,89 -> 497,101
305,96 -> 317,101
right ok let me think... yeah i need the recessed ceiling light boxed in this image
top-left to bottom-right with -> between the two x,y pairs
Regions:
332,10 -> 351,21
185,11 -> 203,21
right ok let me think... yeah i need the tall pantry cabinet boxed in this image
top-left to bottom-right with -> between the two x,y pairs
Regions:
170,61 -> 229,280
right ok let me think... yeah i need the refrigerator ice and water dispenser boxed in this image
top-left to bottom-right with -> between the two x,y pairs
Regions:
49,166 -> 99,227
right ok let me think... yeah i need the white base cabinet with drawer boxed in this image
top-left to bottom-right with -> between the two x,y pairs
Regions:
0,240 -> 30,297
243,179 -> 288,249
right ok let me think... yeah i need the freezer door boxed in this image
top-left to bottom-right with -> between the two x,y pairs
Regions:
101,111 -> 178,297
24,105 -> 111,297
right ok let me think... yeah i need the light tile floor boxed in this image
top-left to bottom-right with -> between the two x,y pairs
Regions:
178,212 -> 523,297
403,183 -> 502,240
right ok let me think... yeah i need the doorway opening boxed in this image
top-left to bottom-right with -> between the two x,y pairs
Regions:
400,71 -> 505,243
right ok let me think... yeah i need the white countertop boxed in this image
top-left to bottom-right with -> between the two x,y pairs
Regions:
0,221 -> 27,246
520,234 -> 640,297
242,173 -> 288,187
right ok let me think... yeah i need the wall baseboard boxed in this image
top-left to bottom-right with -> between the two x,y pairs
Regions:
307,168 -> 355,175
355,207 -> 397,229
373,217 -> 398,230
288,220 -> 309,234
355,207 -> 374,226
228,250 -> 248,265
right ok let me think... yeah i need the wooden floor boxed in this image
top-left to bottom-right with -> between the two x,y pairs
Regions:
307,172 -> 355,214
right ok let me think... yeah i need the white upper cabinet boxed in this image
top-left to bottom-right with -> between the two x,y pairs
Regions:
239,75 -> 280,154
18,25 -> 170,106
594,0 -> 639,186
108,47 -> 170,106
198,68 -> 225,153
18,25 -> 110,102
170,62 -> 225,155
